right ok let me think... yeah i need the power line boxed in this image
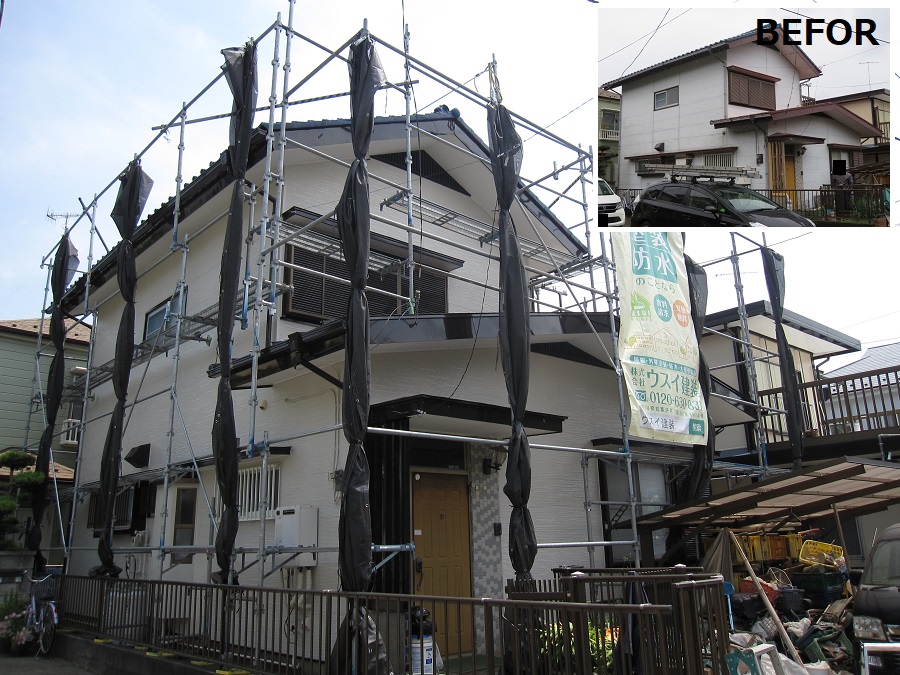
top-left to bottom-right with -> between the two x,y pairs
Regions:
599,9 -> 692,65
620,9 -> 670,78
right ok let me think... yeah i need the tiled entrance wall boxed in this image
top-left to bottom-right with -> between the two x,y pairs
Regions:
468,443 -> 504,652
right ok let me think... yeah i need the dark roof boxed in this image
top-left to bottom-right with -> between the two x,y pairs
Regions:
60,111 -> 586,311
602,25 -> 821,90
705,300 -> 861,357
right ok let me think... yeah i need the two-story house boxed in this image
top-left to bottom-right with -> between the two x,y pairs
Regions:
57,109 -> 646,603
598,88 -> 621,187
603,25 -> 883,195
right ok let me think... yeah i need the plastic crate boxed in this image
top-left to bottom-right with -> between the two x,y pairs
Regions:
786,534 -> 803,559
777,587 -> 805,613
804,630 -> 852,663
748,536 -> 770,561
740,577 -> 780,604
799,540 -> 843,566
793,572 -> 844,593
767,535 -> 788,560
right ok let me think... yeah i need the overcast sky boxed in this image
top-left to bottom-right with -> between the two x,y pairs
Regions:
0,0 -> 596,321
600,6 -> 891,99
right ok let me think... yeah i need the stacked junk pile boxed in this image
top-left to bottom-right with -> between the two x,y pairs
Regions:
705,529 -> 864,675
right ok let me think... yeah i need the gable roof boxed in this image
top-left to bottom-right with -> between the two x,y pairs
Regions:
712,101 -> 883,137
704,300 -> 860,358
61,110 -> 586,312
602,25 -> 821,90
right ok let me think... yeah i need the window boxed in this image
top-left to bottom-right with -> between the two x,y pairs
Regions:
729,71 -> 776,110
703,153 -> 734,169
600,110 -> 619,140
283,241 -> 447,322
657,185 -> 689,204
237,463 -> 280,521
87,487 -> 135,531
654,86 -> 679,110
688,188 -> 718,211
61,400 -> 83,447
143,289 -> 187,342
172,488 -> 196,564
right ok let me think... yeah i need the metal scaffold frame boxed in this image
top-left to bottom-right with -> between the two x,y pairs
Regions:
24,2 -> 774,584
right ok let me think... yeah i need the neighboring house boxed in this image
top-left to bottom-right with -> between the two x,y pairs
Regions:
703,305 -> 900,560
598,88 -> 621,187
813,88 -> 890,146
0,319 -> 89,465
602,25 -> 883,194
0,318 -> 88,566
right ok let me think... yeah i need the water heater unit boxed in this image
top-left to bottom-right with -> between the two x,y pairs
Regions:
274,506 -> 318,567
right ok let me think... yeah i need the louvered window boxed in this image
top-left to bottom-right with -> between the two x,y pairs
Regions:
87,488 -> 135,531
284,242 -> 448,321
729,71 -> 776,110
237,463 -> 280,521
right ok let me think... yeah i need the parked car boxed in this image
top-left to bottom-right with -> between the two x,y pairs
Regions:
853,523 -> 900,674
630,178 -> 816,227
598,178 -> 626,226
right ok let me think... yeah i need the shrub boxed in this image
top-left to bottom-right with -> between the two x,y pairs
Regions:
12,471 -> 46,491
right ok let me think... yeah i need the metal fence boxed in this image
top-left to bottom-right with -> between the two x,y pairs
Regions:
57,573 -> 729,674
613,186 -> 886,223
759,365 -> 900,444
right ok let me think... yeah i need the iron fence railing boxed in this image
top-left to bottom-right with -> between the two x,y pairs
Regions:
57,573 -> 729,674
754,186 -> 885,220
759,365 -> 900,443
614,186 -> 886,223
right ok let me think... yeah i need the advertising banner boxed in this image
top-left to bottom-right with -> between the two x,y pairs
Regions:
612,232 -> 708,444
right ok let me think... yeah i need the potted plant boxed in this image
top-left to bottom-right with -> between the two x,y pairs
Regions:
0,450 -> 44,573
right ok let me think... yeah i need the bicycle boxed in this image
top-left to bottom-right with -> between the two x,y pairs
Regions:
21,573 -> 59,655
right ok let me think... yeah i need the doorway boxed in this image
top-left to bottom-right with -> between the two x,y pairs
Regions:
412,471 -> 474,654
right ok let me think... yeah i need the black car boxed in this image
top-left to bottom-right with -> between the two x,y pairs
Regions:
631,178 -> 816,227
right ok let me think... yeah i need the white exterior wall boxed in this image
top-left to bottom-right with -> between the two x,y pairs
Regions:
67,139 -> 610,586
617,55 -> 730,191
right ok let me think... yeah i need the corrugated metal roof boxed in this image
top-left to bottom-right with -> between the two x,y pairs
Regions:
637,457 -> 900,531
827,343 -> 900,377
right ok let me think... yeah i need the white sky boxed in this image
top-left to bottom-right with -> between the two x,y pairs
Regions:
0,0 -> 597,320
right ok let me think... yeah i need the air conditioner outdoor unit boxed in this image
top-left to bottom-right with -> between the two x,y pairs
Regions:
274,506 -> 318,568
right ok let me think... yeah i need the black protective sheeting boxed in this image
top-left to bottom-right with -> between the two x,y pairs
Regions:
762,247 -> 804,470
92,160 -> 152,578
28,235 -> 75,571
330,32 -> 392,675
211,40 -> 257,585
664,254 -> 716,564
679,254 -> 715,502
488,103 -> 536,580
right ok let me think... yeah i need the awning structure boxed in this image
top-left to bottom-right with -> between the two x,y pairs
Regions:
637,457 -> 900,533
370,394 -> 566,440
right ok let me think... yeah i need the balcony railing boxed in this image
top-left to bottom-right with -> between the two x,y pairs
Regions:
57,571 -> 729,674
600,128 -> 619,141
759,365 -> 900,443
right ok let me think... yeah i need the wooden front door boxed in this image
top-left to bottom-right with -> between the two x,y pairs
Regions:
412,472 -> 474,654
